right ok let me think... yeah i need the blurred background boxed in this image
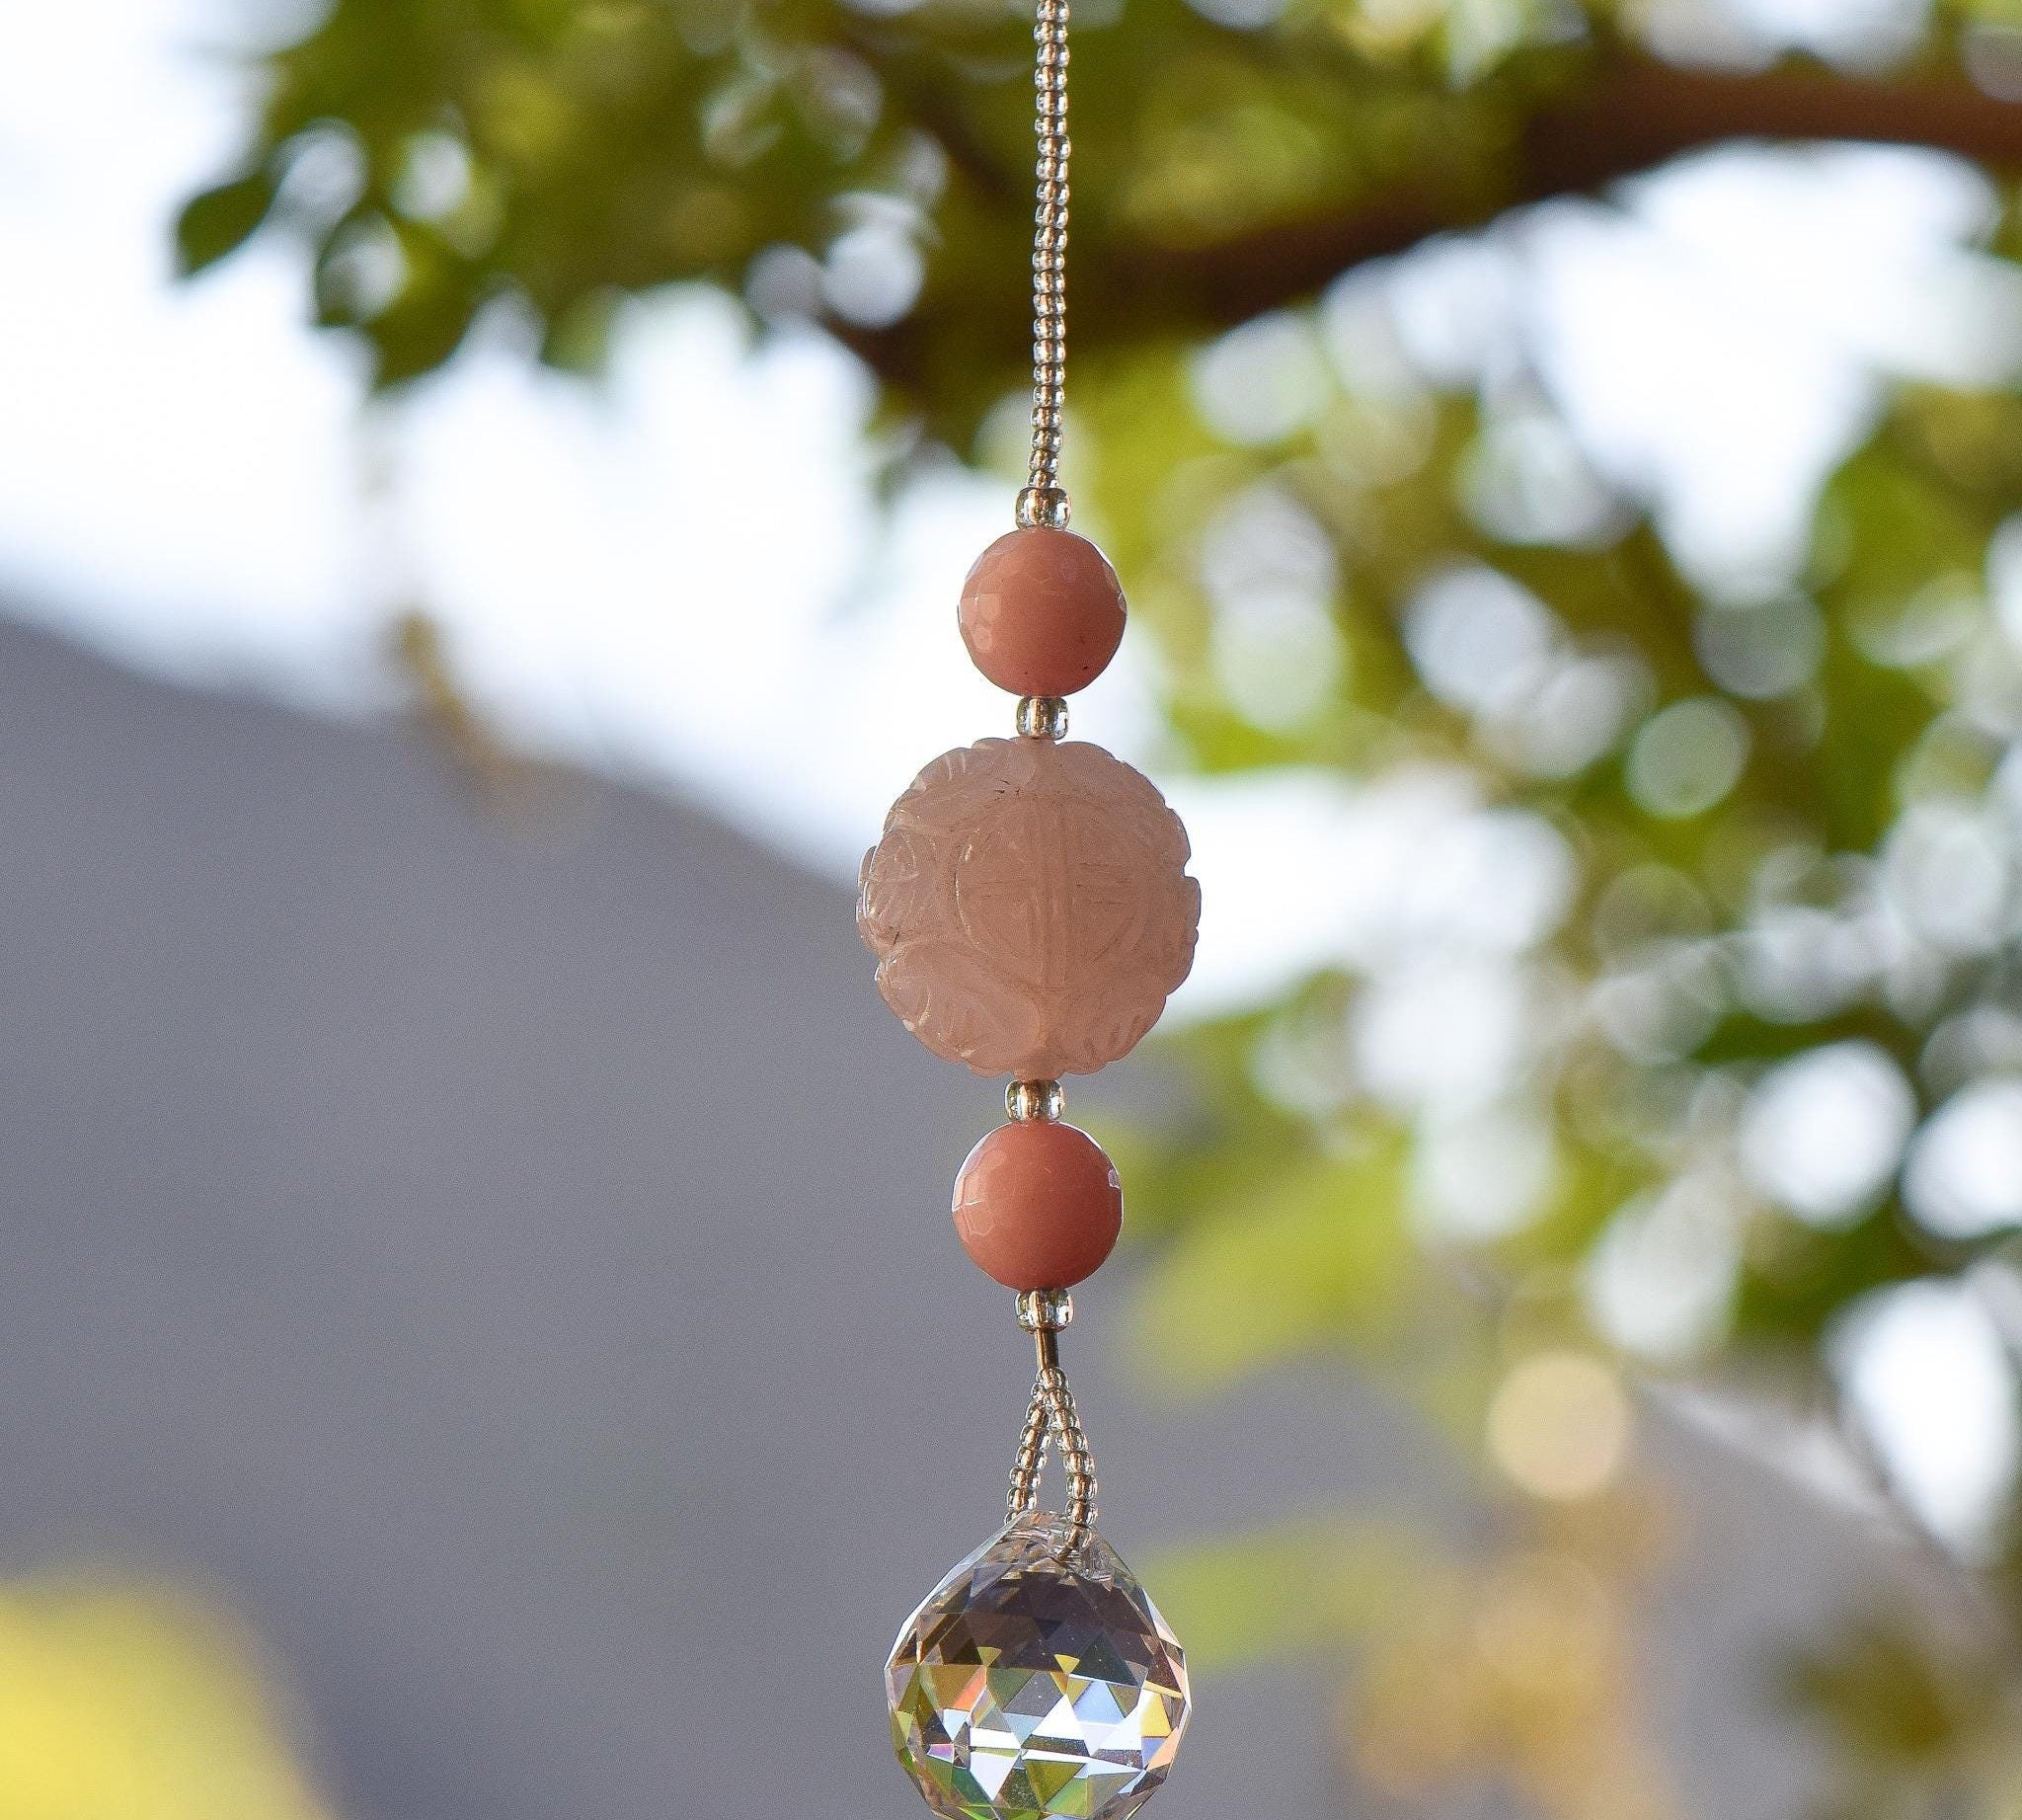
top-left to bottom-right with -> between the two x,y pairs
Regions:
5,0 -> 2022,1814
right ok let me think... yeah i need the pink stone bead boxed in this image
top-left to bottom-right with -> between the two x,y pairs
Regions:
958,528 -> 1128,698
858,738 -> 1201,1078
953,1121 -> 1123,1290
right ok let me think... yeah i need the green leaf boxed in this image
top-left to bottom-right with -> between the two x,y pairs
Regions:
1129,1129 -> 1416,1391
1141,1518 -> 1435,1668
541,287 -> 620,375
174,173 -> 275,276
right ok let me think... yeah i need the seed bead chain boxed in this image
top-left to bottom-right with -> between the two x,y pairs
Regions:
916,0 -> 1131,1554
1006,1369 -> 1098,1535
999,0 -> 1100,1553
1008,1293 -> 1098,1548
1017,0 -> 1072,533
1006,1379 -> 1051,1515
1041,1365 -> 1098,1541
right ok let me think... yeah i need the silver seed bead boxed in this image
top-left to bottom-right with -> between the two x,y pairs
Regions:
1016,485 -> 1071,530
1017,1288 -> 1074,1332
1006,1077 -> 1065,1122
1015,695 -> 1069,740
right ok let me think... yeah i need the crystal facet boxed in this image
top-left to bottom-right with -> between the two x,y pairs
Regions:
887,1510 -> 1190,1820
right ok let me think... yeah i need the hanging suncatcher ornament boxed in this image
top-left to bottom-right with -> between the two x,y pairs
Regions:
860,5 -> 1202,1816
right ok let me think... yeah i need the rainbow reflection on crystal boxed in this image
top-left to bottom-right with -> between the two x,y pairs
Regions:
887,1510 -> 1190,1820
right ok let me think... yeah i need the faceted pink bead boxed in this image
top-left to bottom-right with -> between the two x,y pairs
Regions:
958,529 -> 1128,698
857,738 -> 1201,1078
953,1121 -> 1123,1290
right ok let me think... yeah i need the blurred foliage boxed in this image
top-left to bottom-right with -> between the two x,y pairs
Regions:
1784,1605 -> 2022,1817
186,0 -> 2022,1810
0,1579 -> 332,1820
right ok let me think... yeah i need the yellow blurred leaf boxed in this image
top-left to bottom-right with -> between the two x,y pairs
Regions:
0,1580 -> 332,1820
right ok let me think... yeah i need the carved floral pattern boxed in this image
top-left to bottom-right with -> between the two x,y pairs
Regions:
858,738 -> 1201,1077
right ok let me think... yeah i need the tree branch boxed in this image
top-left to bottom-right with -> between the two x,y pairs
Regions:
1143,55 -> 2022,322
847,52 -> 2022,413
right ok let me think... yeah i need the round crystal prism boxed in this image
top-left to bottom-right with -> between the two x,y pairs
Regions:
886,1510 -> 1190,1820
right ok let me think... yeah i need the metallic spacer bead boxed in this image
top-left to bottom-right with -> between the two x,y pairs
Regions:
1016,1288 -> 1074,1332
1015,695 -> 1069,741
1006,1077 -> 1065,1123
1016,485 -> 1072,530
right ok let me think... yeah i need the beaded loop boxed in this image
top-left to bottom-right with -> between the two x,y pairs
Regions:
1007,1323 -> 1099,1553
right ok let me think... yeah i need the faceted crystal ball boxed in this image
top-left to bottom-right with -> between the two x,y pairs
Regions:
887,1510 -> 1190,1820
858,739 -> 1200,1078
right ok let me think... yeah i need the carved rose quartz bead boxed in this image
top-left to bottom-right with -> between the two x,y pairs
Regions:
958,528 -> 1128,698
953,1121 -> 1123,1290
858,738 -> 1201,1079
